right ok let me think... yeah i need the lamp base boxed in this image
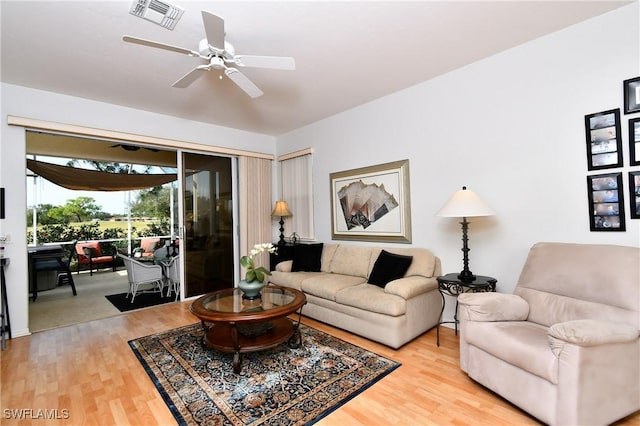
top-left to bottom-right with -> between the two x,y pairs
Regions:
278,217 -> 286,245
458,217 -> 475,283
457,270 -> 476,283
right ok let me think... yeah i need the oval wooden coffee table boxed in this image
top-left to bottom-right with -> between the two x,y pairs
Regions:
189,285 -> 306,373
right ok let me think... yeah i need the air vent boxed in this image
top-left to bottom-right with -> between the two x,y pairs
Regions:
129,0 -> 184,30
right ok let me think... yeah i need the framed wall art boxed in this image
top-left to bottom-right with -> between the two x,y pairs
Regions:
629,171 -> 640,219
629,117 -> 640,166
584,109 -> 623,170
623,76 -> 640,114
586,172 -> 625,231
330,159 -> 412,243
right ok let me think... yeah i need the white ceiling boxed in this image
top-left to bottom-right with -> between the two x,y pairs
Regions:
1,1 -> 632,136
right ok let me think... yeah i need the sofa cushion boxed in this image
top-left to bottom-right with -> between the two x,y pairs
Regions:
329,245 -> 372,278
292,243 -> 323,272
268,271 -> 322,291
320,244 -> 338,273
465,320 -> 559,384
368,250 -> 413,287
300,274 -> 367,301
336,283 -> 407,316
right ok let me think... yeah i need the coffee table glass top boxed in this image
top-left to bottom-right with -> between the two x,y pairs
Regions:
201,286 -> 299,314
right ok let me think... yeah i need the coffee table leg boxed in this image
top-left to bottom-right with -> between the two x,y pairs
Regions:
288,328 -> 302,349
232,352 -> 242,374
288,306 -> 305,349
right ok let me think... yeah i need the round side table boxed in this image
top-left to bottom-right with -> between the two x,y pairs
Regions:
436,273 -> 497,347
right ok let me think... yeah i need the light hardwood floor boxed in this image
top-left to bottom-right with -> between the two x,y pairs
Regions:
1,301 -> 639,426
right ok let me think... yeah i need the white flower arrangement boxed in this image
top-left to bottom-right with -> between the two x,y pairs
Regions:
240,243 -> 277,283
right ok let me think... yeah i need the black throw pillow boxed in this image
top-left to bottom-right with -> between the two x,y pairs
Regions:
291,243 -> 324,272
368,250 -> 413,288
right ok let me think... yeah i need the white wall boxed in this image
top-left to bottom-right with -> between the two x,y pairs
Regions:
276,4 -> 640,324
0,83 -> 276,337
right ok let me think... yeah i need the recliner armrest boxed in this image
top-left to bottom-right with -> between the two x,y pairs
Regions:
458,292 -> 529,322
549,319 -> 639,347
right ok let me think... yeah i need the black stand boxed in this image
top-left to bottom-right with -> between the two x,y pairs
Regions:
277,216 -> 286,246
457,217 -> 476,283
1,257 -> 11,351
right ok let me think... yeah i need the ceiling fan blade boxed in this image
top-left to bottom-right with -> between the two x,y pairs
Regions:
122,35 -> 199,56
225,68 -> 263,98
172,66 -> 208,88
234,55 -> 296,70
201,11 -> 225,53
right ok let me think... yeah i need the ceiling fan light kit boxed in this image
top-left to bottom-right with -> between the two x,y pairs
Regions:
123,10 -> 295,98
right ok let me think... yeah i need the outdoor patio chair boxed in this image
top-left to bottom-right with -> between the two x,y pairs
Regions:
138,237 -> 161,261
118,254 -> 165,303
164,255 -> 180,301
75,241 -> 116,276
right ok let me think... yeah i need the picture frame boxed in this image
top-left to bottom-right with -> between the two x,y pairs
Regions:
584,109 -> 623,170
330,159 -> 412,243
586,172 -> 625,231
629,117 -> 640,166
629,171 -> 640,219
623,76 -> 640,114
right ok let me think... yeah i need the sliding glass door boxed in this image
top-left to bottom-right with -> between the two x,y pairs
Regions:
181,153 -> 234,297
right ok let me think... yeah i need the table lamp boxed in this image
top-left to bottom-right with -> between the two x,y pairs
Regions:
272,200 -> 292,245
436,186 -> 495,282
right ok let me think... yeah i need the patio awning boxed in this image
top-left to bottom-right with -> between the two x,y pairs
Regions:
27,159 -> 177,191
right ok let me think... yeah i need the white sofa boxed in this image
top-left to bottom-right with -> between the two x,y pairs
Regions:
268,243 -> 442,349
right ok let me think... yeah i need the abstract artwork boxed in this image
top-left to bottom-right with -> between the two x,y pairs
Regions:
330,160 -> 411,243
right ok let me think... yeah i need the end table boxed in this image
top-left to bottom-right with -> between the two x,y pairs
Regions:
436,273 -> 496,346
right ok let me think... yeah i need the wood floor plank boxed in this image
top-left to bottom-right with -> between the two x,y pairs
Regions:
1,300 -> 639,425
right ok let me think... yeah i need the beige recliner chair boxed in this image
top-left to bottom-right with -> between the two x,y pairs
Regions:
458,242 -> 639,425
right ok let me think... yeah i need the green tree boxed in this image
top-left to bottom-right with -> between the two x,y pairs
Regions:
130,186 -> 171,218
27,204 -> 59,225
47,197 -> 102,223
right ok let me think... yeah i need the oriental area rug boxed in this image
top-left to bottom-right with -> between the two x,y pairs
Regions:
129,323 -> 401,425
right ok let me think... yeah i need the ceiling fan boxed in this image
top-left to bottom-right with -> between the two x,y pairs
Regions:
111,144 -> 160,153
123,10 -> 295,98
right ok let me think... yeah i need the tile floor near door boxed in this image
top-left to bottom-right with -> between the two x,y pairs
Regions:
29,270 -> 132,332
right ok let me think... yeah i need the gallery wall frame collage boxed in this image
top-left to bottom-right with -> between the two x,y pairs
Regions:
584,76 -> 640,232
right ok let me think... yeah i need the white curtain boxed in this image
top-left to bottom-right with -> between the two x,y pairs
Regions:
238,156 -> 272,271
280,153 -> 314,240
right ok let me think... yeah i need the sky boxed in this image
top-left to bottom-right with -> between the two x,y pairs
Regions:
26,156 -> 165,215
27,178 -> 133,215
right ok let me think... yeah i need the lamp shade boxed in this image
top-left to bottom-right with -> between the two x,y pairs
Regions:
271,200 -> 292,217
436,186 -> 495,218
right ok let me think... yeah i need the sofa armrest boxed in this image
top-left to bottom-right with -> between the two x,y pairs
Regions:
458,293 -> 529,322
274,260 -> 293,272
549,319 -> 639,347
384,276 -> 438,299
